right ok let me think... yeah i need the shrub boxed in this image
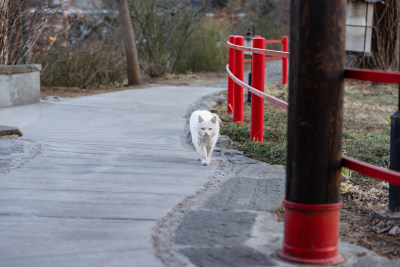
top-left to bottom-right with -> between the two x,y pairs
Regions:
40,40 -> 126,88
174,18 -> 230,74
129,0 -> 203,77
0,0 -> 50,65
39,14 -> 127,88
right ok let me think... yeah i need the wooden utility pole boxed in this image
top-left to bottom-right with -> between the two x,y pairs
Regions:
286,1 -> 345,205
281,0 -> 346,264
117,0 -> 141,85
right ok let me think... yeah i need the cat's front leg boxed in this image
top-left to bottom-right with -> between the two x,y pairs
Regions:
206,138 -> 218,165
206,145 -> 212,164
200,145 -> 209,166
194,144 -> 203,162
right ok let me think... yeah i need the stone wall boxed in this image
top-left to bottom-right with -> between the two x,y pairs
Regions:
0,64 -> 41,108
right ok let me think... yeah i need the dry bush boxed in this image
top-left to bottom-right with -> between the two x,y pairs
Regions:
129,0 -> 206,77
0,0 -> 50,65
371,0 -> 399,70
40,26 -> 126,89
35,6 -> 127,89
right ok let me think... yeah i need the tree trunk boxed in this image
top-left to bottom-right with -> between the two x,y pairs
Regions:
117,0 -> 141,85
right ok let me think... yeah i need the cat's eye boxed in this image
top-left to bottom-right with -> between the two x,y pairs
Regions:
201,128 -> 205,130
209,128 -> 212,130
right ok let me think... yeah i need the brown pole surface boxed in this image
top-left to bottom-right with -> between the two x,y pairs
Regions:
286,0 -> 346,204
117,0 -> 141,85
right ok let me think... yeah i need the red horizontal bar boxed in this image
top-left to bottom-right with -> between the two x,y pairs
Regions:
226,64 -> 288,109
342,155 -> 400,186
266,40 -> 283,44
227,41 -> 290,59
345,68 -> 400,84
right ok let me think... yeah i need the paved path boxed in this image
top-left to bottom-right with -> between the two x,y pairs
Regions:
0,86 -> 223,267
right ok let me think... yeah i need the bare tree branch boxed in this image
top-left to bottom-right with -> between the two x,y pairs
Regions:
0,0 -> 50,65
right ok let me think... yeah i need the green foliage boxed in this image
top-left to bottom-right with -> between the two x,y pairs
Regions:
129,0 -> 284,76
341,168 -> 352,180
220,110 -> 390,169
174,18 -> 229,73
129,0 -> 202,77
221,111 -> 288,165
221,123 -> 251,142
173,12 -> 283,74
342,130 -> 390,169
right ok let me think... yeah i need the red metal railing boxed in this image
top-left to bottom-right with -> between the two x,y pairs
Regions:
227,35 -> 289,115
226,35 -> 400,186
345,68 -> 400,84
243,36 -> 289,79
342,156 -> 400,186
226,64 -> 288,110
343,69 -> 400,186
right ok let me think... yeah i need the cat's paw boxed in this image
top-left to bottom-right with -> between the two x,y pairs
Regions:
201,161 -> 209,166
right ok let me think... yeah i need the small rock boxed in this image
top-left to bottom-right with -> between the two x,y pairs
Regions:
375,225 -> 393,234
217,135 -> 234,147
227,155 -> 258,164
373,220 -> 394,234
222,149 -> 243,156
207,100 -> 217,107
41,96 -> 61,102
214,147 -> 222,152
388,225 -> 400,236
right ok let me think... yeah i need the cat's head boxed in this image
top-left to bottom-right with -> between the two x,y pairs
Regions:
197,115 -> 219,137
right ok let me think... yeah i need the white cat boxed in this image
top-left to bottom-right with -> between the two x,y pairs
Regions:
190,110 -> 220,166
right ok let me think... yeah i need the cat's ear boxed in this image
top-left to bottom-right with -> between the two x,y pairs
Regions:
198,115 -> 204,122
211,116 -> 217,123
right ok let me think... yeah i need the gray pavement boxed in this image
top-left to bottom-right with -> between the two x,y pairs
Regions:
0,86 -> 223,267
0,84 -> 398,267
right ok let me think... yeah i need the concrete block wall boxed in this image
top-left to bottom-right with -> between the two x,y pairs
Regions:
0,64 -> 41,108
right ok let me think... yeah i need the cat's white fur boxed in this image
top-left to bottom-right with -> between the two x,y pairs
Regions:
190,110 -> 220,166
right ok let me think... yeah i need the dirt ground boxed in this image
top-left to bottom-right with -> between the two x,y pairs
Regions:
340,81 -> 400,261
40,73 -> 399,262
40,72 -> 227,98
339,163 -> 400,261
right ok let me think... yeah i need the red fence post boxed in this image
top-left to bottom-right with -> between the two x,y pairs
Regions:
250,37 -> 266,142
282,36 -> 289,85
233,36 -> 244,124
227,35 -> 235,113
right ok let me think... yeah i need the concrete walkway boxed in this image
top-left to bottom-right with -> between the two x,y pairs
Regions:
0,86 -> 223,266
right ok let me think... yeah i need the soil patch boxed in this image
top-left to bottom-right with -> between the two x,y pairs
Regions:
40,72 -> 227,98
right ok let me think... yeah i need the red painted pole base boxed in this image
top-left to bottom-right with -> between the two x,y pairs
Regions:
280,200 -> 345,265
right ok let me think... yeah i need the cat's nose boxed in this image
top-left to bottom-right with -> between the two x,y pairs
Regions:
205,132 -> 209,136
